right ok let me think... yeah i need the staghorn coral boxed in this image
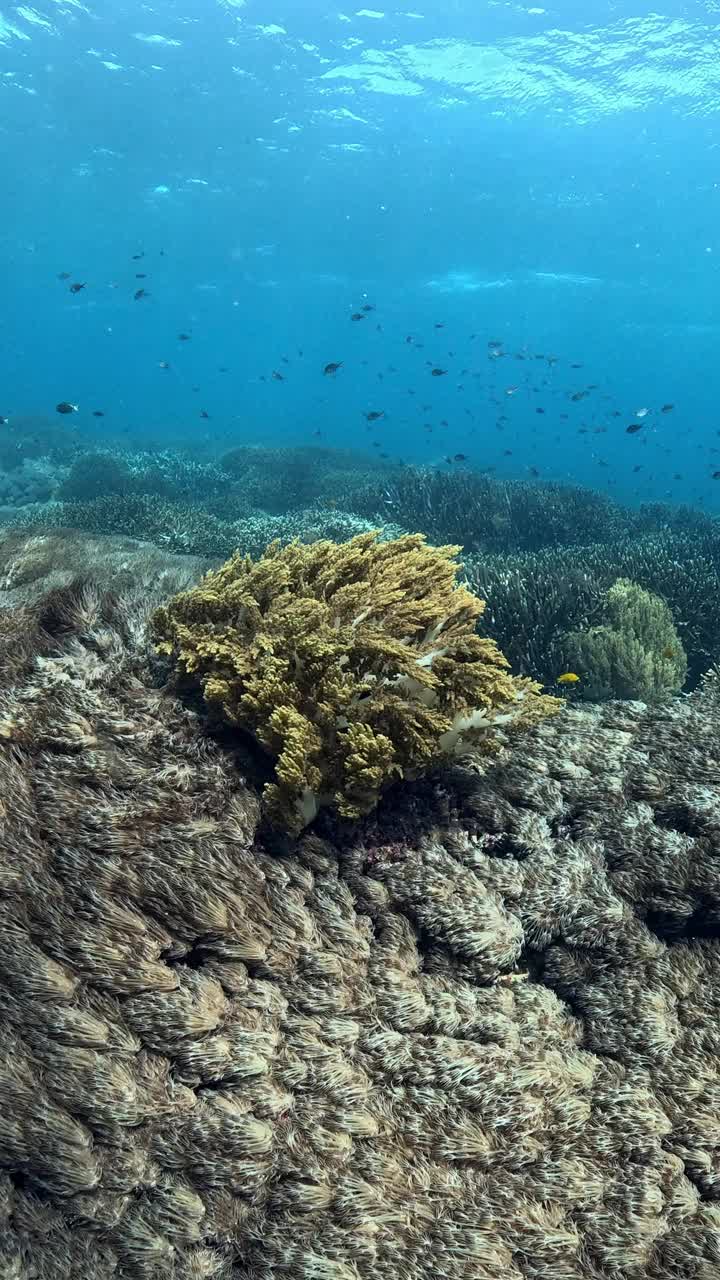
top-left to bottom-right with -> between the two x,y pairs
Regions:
350,465 -> 638,554
151,532 -> 559,833
9,493 -> 406,562
563,578 -> 688,701
465,525 -> 720,689
11,493 -> 243,558
1,541 -> 720,1278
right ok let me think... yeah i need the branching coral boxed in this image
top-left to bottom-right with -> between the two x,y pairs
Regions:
563,578 -> 687,701
464,524 -> 720,689
151,532 -> 559,833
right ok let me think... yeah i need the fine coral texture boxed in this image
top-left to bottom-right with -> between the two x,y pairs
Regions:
151,532 -> 558,833
564,577 -> 688,701
2,538 -> 720,1280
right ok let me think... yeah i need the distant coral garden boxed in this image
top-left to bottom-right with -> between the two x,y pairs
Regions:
1,421 -> 718,703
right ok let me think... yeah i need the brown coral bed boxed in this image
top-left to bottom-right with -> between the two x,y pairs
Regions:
1,530 -> 720,1279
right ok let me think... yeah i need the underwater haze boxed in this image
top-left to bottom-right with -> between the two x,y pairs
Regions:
2,0 -> 720,509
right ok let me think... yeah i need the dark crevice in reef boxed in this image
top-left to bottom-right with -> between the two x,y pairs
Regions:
652,802 -> 707,837
643,899 -> 720,944
676,1156 -> 720,1204
161,940 -> 221,971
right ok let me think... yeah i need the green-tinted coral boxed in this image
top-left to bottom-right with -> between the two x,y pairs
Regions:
464,522 -> 720,690
57,452 -> 135,502
151,532 -> 559,833
563,578 -> 687,701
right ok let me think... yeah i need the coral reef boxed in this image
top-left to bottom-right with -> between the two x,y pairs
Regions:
350,466 -> 637,553
219,444 -> 388,513
0,413 -> 81,472
11,496 -> 407,562
14,494 -> 242,558
152,532 -> 558,832
465,524 -> 720,689
0,457 -> 62,508
563,578 -> 687,700
0,527 -> 209,607
0,535 -> 720,1278
57,451 -> 136,502
57,449 -> 234,506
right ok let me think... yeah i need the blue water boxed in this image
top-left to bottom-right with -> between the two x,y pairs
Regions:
3,0 -> 720,510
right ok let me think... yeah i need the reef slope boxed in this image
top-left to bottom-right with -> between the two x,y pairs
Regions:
0,531 -> 719,1279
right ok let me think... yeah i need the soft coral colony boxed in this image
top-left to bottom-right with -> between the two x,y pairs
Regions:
152,531 -> 560,834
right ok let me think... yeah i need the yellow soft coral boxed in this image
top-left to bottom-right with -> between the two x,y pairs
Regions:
152,532 -> 560,833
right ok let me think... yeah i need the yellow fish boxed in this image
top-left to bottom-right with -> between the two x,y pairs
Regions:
556,672 -> 581,685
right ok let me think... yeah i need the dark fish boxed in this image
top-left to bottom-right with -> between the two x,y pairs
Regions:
69,282 -> 86,293
661,403 -> 675,413
434,323 -> 445,329
713,471 -> 720,480
626,423 -> 644,434
200,409 -> 210,419
431,368 -> 447,377
271,371 -> 285,381
361,304 -> 375,312
134,288 -> 148,300
178,333 -> 191,341
135,273 -> 147,279
92,410 -> 105,417
56,401 -> 77,414
632,465 -> 643,473
281,356 -> 290,364
350,313 -> 365,321
364,411 -> 384,421
132,253 -> 144,260
57,272 -> 71,280
405,335 -> 414,344
453,453 -> 468,462
535,408 -> 545,414
571,391 -> 588,402
323,361 -> 343,375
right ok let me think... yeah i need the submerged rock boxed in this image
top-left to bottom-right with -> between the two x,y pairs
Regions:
0,530 -> 718,1278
